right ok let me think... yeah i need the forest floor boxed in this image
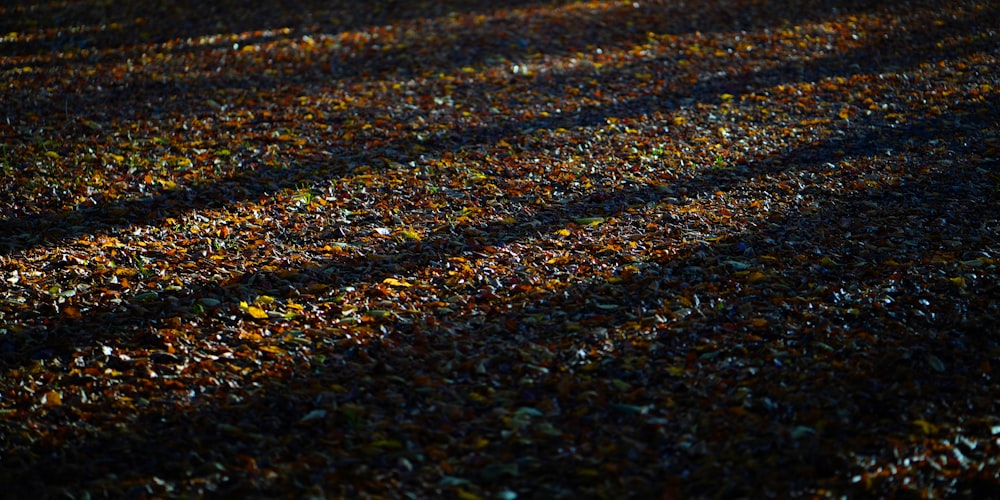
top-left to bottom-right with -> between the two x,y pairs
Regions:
1,0 -> 999,497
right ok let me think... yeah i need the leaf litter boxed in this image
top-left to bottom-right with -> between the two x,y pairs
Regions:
1,0 -> 998,497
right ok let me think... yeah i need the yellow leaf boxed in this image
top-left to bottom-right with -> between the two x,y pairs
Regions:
720,93 -> 734,101
456,490 -> 482,500
912,419 -> 938,435
260,345 -> 286,355
748,271 -> 767,283
45,151 -> 60,159
398,229 -> 421,241
371,439 -> 403,449
248,306 -> 269,319
240,301 -> 269,319
255,295 -> 275,305
573,217 -> 605,226
553,228 -> 571,237
166,155 -> 192,167
365,309 -> 393,319
383,278 -> 412,287
948,276 -> 966,287
546,255 -> 571,265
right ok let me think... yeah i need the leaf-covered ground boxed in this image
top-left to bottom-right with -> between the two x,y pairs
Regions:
2,0 -> 999,497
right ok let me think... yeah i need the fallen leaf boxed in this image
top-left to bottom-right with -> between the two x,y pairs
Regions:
383,278 -> 413,287
240,301 -> 270,319
572,217 -> 605,225
41,391 -> 62,407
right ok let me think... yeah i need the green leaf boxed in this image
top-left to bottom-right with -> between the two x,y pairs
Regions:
927,354 -> 946,372
572,217 -> 605,225
438,476 -> 471,487
133,291 -> 159,302
299,409 -> 327,423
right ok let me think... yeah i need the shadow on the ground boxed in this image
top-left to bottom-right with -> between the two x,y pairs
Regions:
3,40 -> 998,499
0,0 -> 881,62
2,0 -> 991,258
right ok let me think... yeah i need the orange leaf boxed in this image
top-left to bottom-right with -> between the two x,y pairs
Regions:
41,391 -> 62,407
63,306 -> 82,319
